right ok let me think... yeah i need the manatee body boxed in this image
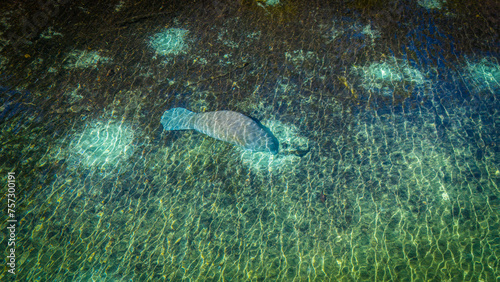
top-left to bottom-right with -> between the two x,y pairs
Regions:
161,107 -> 279,154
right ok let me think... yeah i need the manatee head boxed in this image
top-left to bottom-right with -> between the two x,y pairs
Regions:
245,122 -> 279,155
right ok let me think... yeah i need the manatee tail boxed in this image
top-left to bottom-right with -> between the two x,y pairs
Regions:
161,107 -> 197,130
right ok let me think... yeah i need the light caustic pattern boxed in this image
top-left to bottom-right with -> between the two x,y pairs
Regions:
12,90 -> 500,281
1,3 -> 499,281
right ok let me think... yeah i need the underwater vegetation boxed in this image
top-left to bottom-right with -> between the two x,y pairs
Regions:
44,120 -> 136,170
351,56 -> 429,97
462,56 -> 500,95
148,28 -> 190,57
0,55 -> 7,70
0,0 -> 499,281
417,0 -> 446,10
63,50 -> 112,69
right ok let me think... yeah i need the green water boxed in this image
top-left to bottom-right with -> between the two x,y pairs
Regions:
1,0 -> 499,281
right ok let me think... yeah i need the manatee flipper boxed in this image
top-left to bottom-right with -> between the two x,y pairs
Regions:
161,107 -> 196,130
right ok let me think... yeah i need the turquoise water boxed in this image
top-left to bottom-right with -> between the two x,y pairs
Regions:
1,1 -> 499,281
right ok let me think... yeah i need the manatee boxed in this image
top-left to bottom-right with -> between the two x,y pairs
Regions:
161,107 -> 279,154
